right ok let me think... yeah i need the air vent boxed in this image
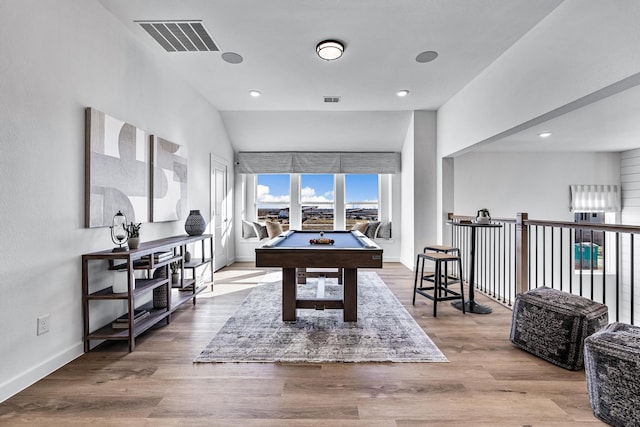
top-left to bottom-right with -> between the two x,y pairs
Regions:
137,20 -> 219,52
324,96 -> 341,103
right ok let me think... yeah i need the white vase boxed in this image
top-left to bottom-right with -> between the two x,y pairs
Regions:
112,270 -> 129,293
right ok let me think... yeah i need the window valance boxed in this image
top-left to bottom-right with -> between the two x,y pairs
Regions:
570,184 -> 620,212
235,151 -> 401,174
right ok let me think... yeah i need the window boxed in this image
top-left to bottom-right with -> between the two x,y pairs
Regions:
301,174 -> 334,231
573,212 -> 616,271
257,174 -> 290,231
345,174 -> 378,228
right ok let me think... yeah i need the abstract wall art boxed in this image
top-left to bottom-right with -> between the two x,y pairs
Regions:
151,135 -> 188,222
85,108 -> 149,228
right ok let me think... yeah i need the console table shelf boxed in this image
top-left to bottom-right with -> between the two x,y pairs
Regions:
82,234 -> 213,352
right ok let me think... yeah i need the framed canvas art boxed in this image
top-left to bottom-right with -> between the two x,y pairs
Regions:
151,135 -> 188,222
85,108 -> 149,228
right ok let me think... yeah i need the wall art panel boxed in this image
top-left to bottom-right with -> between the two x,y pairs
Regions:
151,135 -> 188,222
85,108 -> 149,228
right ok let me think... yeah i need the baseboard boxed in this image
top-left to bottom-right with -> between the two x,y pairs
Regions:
0,342 -> 83,403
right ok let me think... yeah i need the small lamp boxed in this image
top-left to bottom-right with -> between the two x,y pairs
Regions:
110,210 -> 129,252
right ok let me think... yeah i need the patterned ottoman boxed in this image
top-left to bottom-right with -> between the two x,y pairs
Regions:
509,287 -> 608,370
584,322 -> 640,427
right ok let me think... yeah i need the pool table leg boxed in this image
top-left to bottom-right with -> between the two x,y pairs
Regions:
343,268 -> 358,322
282,267 -> 297,321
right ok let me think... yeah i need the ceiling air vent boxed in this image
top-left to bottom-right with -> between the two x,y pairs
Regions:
136,20 -> 219,52
324,96 -> 341,103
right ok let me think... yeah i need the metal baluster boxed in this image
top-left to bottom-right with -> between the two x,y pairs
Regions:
559,227 -> 564,291
602,230 -> 606,305
615,232 -> 620,322
542,226 -> 546,287
590,229 -> 594,299
579,229 -> 584,296
551,227 -> 555,289
631,234 -> 635,325
569,228 -> 574,295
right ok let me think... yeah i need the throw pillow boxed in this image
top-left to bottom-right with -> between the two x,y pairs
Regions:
242,219 -> 257,238
351,222 -> 369,233
252,222 -> 269,240
377,221 -> 392,239
266,221 -> 283,238
365,221 -> 381,239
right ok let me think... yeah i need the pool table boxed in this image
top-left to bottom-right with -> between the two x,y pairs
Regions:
255,230 -> 383,321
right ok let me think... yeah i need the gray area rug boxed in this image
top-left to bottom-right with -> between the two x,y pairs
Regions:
194,271 -> 447,363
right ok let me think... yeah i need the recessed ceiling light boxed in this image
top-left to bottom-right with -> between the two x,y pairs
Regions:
416,51 -> 438,63
249,90 -> 261,97
538,132 -> 552,138
316,40 -> 344,61
396,90 -> 410,97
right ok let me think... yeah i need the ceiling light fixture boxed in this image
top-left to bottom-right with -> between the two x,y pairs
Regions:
316,40 -> 344,61
397,90 -> 410,97
538,132 -> 552,138
249,90 -> 261,97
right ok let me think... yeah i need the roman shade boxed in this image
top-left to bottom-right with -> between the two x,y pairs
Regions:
236,152 -> 401,174
570,184 -> 620,212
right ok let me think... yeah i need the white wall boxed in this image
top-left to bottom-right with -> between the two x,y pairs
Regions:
453,152 -> 621,220
400,114 -> 416,267
621,149 -> 640,225
399,111 -> 438,269
0,0 -> 233,402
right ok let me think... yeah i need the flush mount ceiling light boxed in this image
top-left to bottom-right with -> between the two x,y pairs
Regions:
249,90 -> 261,97
538,132 -> 552,138
316,40 -> 344,61
396,90 -> 410,97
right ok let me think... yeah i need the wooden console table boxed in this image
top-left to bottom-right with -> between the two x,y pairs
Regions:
82,234 -> 213,352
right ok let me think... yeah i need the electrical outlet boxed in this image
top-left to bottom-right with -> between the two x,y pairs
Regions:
37,314 -> 50,336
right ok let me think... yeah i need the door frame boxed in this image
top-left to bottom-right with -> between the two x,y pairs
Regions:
210,154 -> 232,271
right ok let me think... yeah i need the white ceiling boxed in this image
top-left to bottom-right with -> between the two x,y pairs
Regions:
96,0 -> 640,154
473,79 -> 640,153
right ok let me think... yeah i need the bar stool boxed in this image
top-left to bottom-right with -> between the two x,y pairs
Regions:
413,252 -> 465,316
422,245 -> 461,288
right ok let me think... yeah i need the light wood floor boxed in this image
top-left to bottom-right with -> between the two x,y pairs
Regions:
0,262 -> 604,426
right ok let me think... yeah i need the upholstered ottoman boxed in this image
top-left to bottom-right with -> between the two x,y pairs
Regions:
509,287 -> 608,370
584,322 -> 640,427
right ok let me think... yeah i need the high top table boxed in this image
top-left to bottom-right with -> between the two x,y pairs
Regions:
448,221 -> 502,314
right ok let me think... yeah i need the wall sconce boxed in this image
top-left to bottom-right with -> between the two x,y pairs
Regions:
110,210 -> 129,252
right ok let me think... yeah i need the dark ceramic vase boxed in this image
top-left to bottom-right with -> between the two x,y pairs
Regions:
185,210 -> 206,236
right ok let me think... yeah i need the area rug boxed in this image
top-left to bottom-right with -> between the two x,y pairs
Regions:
194,271 -> 447,363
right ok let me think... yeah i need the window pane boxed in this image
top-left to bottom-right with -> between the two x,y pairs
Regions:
574,212 -> 604,270
301,174 -> 334,230
257,174 -> 290,230
301,174 -> 334,203
345,174 -> 378,228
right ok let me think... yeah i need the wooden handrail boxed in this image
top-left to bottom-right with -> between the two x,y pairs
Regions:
525,218 -> 640,233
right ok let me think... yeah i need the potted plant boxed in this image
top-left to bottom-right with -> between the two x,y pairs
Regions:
170,261 -> 180,284
127,222 -> 142,249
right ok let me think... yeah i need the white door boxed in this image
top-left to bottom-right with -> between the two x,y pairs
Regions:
211,155 -> 230,271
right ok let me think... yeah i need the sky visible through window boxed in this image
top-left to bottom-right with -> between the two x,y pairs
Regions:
257,174 -> 378,207
301,174 -> 334,203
